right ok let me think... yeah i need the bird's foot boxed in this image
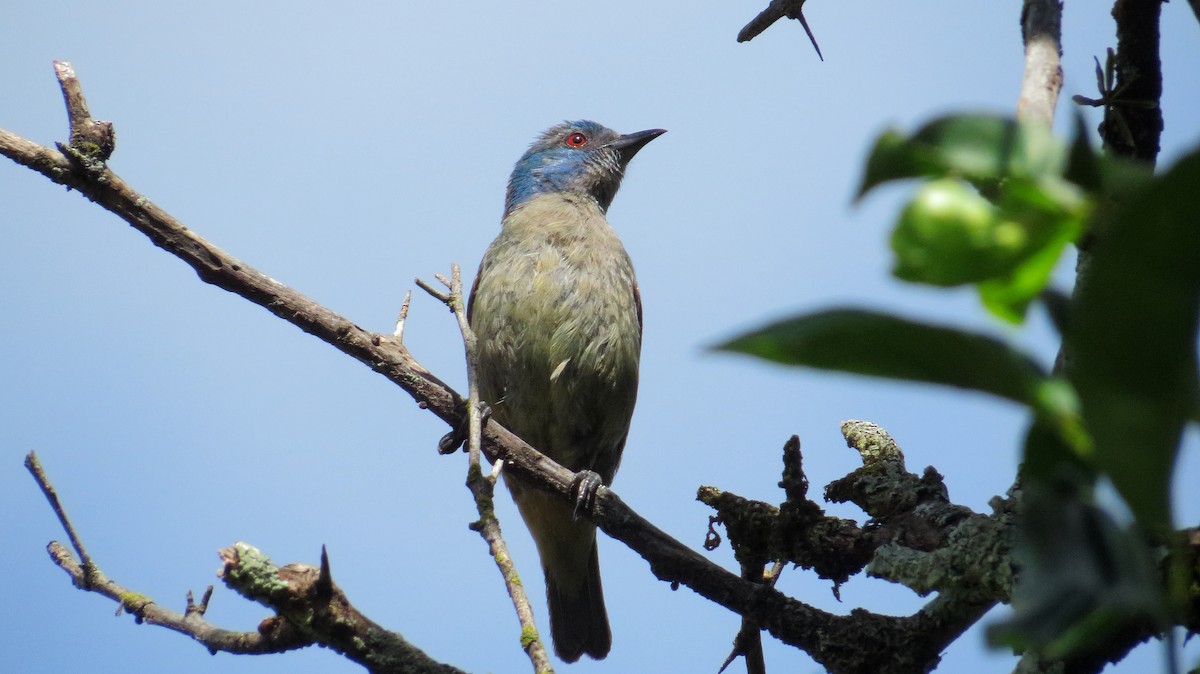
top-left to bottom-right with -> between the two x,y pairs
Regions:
571,470 -> 604,521
437,402 -> 492,455
437,425 -> 465,454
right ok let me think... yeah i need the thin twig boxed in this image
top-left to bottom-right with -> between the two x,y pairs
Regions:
24,451 -> 96,583
440,263 -> 555,673
415,276 -> 450,304
184,586 -> 214,619
53,60 -> 114,163
26,454 -> 314,655
393,290 -> 412,340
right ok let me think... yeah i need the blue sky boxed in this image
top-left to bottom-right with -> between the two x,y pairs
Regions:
2,2 -> 1198,673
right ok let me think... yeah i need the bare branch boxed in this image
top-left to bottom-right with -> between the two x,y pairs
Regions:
53,60 -> 115,164
1017,0 -> 1064,127
393,290 -> 412,340
24,451 -> 97,584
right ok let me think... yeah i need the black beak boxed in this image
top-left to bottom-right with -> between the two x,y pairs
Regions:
610,128 -> 667,162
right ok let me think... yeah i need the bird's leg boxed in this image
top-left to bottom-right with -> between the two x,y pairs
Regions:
571,470 -> 604,520
437,401 -> 492,455
437,424 -> 466,454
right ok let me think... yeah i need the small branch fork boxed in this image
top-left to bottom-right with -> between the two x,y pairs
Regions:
417,266 -> 555,673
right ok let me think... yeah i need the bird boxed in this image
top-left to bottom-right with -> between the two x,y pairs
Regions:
468,120 -> 664,662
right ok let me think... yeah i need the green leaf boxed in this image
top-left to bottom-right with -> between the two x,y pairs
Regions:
977,235 -> 1070,323
891,178 -> 1006,285
891,177 -> 1083,301
988,481 -> 1168,657
976,186 -> 1084,322
1063,111 -> 1154,199
1066,145 -> 1200,532
1063,112 -> 1103,193
858,115 -> 1063,199
715,309 -> 1047,406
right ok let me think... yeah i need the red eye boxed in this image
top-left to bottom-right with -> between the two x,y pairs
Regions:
565,132 -> 588,147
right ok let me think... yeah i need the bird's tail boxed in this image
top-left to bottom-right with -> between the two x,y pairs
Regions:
545,541 -> 611,663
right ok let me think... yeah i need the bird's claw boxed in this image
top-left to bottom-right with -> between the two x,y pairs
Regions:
437,402 -> 493,455
571,470 -> 604,521
437,426 -> 466,454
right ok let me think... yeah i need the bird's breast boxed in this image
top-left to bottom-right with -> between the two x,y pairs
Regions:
470,193 -> 641,464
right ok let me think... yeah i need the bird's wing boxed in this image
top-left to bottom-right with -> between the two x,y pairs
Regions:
634,282 -> 643,338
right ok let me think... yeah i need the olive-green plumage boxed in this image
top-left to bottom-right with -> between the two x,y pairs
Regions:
468,121 -> 663,662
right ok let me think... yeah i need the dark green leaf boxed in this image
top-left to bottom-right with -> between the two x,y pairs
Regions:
988,481 -> 1168,657
1066,145 -> 1200,531
977,231 -> 1071,323
715,309 -> 1047,406
1038,288 -> 1072,337
1063,112 -> 1103,192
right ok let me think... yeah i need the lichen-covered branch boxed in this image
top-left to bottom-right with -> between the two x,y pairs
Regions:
699,422 -> 1008,672
219,544 -> 465,674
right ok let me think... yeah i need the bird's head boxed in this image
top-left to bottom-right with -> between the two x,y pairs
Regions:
505,120 -> 665,215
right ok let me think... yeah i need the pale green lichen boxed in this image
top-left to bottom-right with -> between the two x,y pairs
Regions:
118,591 -> 152,612
225,542 -> 290,596
520,624 -> 540,649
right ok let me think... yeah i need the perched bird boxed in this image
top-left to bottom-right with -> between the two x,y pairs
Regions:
468,120 -> 664,662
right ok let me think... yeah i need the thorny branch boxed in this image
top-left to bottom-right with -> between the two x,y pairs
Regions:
737,0 -> 823,60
